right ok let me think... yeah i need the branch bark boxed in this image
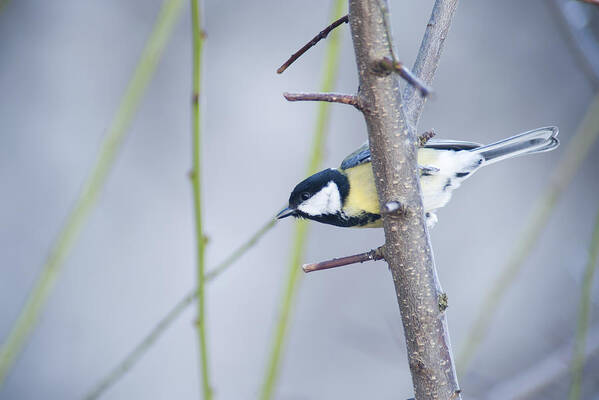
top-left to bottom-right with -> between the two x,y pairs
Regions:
283,92 -> 360,108
302,246 -> 384,273
277,14 -> 349,74
379,57 -> 434,98
403,0 -> 459,127
348,1 -> 460,398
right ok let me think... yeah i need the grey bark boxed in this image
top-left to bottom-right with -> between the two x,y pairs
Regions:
347,0 -> 461,398
403,0 -> 459,127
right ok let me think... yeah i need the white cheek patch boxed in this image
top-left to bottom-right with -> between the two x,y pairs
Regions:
297,181 -> 341,216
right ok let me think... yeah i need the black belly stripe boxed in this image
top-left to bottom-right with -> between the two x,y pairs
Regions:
455,172 -> 469,178
296,210 -> 381,227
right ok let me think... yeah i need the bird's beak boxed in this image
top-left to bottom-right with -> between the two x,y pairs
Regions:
276,207 -> 296,219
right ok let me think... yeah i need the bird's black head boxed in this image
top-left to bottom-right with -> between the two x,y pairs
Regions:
277,168 -> 349,220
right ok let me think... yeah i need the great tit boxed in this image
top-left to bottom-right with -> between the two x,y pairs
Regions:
276,126 -> 559,228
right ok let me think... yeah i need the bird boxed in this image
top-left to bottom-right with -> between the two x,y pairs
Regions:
276,126 -> 559,228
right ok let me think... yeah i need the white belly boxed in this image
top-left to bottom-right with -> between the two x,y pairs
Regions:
418,148 -> 483,212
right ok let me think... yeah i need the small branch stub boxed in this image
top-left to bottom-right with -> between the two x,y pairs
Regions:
438,292 -> 448,312
302,246 -> 384,273
382,201 -> 406,215
379,57 -> 434,98
418,130 -> 436,146
283,92 -> 360,109
277,14 -> 349,74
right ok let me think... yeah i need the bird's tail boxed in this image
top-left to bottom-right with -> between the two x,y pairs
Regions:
474,126 -> 559,166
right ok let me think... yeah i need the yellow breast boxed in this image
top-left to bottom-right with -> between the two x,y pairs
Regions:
342,163 -> 380,215
341,149 -> 442,227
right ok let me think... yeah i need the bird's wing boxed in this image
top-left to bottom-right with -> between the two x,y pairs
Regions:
423,139 -> 482,151
340,141 -> 371,170
340,139 -> 483,170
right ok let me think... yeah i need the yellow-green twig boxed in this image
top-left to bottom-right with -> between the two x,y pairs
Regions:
568,209 -> 599,399
0,0 -> 11,13
457,93 -> 599,375
258,1 -> 346,399
189,0 -> 212,398
0,0 -> 184,387
83,218 -> 276,399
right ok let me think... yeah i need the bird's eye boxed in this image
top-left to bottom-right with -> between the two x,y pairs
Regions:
301,192 -> 311,201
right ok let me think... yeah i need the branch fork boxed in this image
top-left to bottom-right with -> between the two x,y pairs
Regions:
277,15 -> 435,97
378,57 -> 434,98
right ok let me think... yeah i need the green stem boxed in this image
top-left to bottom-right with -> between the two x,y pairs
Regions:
83,218 -> 276,399
568,209 -> 599,399
0,0 -> 184,387
258,1 -> 346,399
457,92 -> 599,375
190,0 -> 212,399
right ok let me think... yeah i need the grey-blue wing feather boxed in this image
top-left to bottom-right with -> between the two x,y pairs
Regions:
340,141 -> 371,170
424,138 -> 482,151
340,139 -> 483,170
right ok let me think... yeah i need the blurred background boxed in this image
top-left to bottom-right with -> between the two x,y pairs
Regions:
1,0 -> 598,399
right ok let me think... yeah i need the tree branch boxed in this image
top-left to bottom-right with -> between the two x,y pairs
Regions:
283,92 -> 360,108
551,0 -> 599,88
277,14 -> 348,74
403,0 -> 459,128
569,208 -> 599,399
83,218 -> 277,400
302,247 -> 384,273
348,1 -> 461,398
379,57 -> 434,98
190,0 -> 213,398
484,323 -> 599,400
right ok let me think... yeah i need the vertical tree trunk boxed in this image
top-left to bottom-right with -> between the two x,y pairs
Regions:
348,1 -> 461,398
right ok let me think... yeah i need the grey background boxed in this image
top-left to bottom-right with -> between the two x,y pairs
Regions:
1,0 -> 598,399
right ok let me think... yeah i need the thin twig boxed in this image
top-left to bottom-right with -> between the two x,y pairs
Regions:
569,209 -> 599,400
190,0 -> 212,398
0,0 -> 11,13
303,247 -> 384,273
377,0 -> 399,66
260,1 -> 346,399
376,1 -> 434,99
85,292 -> 195,400
277,14 -> 348,74
379,57 -> 434,98
551,0 -> 599,88
83,218 -> 276,400
283,92 -> 359,108
0,0 -> 184,386
403,0 -> 459,128
484,323 -> 599,400
457,93 -> 599,375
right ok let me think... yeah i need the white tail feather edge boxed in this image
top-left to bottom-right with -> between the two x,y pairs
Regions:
475,126 -> 559,166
